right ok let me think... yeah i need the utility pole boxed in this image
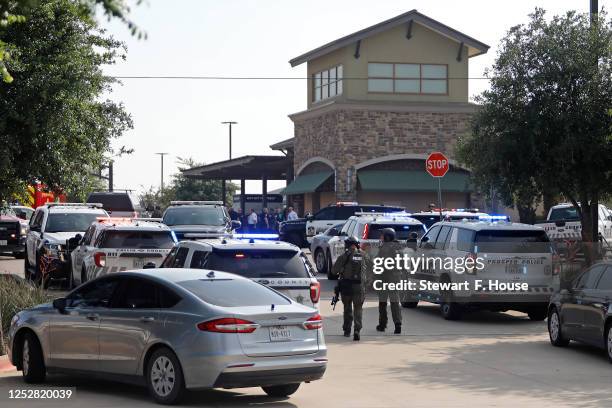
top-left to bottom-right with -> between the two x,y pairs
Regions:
221,122 -> 237,205
108,160 -> 114,192
590,0 -> 600,252
155,153 -> 169,196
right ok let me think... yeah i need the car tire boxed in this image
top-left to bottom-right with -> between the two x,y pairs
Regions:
81,267 -> 87,285
606,323 -> 612,363
21,332 -> 46,383
439,276 -> 462,320
401,301 -> 418,308
34,252 -> 43,287
262,383 -> 300,397
528,307 -> 547,321
314,249 -> 328,275
145,347 -> 185,405
13,252 -> 25,259
548,308 -> 569,347
24,252 -> 31,281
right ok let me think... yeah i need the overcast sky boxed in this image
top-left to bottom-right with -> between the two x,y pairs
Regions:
102,0 -> 610,195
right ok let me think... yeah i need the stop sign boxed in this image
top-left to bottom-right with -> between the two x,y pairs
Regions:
425,152 -> 449,177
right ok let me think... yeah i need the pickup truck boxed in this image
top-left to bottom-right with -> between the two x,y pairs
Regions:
537,203 -> 612,250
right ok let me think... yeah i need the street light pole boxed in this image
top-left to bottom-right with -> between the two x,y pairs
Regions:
155,153 -> 169,196
221,122 -> 237,206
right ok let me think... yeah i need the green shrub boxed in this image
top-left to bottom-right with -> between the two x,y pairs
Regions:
0,276 -> 52,355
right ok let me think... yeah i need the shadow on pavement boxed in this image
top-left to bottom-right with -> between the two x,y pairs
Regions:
0,374 -> 298,407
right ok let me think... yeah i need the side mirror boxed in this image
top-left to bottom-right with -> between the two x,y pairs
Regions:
53,297 -> 67,312
306,214 -> 314,221
421,236 -> 430,243
231,220 -> 242,230
17,213 -> 26,220
329,228 -> 339,236
339,231 -> 347,237
143,262 -> 156,269
559,289 -> 571,296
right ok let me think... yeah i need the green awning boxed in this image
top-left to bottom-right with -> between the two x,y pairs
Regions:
357,170 -> 471,192
282,171 -> 333,195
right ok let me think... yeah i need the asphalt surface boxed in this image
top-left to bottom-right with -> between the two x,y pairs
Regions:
2,255 -> 612,407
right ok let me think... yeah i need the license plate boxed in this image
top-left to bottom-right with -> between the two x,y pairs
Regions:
269,326 -> 291,342
132,259 -> 146,268
0,240 -> 6,246
505,264 -> 523,274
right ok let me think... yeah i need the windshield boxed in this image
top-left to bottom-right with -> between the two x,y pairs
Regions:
45,212 -> 103,233
99,230 -> 175,249
474,230 -> 552,253
549,207 -> 579,221
410,215 -> 441,229
178,278 -> 291,307
163,206 -> 227,226
367,224 -> 426,240
201,249 -> 309,278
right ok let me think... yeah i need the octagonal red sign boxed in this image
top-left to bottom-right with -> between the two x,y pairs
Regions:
425,152 -> 449,177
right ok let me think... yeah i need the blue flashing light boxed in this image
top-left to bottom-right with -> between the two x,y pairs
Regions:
233,233 -> 280,240
170,230 -> 178,243
478,215 -> 510,221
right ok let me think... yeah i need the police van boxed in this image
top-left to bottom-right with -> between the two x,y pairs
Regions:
327,212 -> 426,279
69,218 -> 176,287
408,218 -> 557,321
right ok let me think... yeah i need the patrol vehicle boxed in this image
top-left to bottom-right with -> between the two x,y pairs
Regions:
279,202 -> 403,247
409,209 -> 495,229
25,203 -> 109,288
162,201 -> 240,240
410,219 -> 557,320
69,217 -> 176,287
160,238 -> 321,309
326,212 -> 426,279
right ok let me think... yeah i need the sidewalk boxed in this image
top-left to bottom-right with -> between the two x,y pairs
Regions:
0,355 -> 15,373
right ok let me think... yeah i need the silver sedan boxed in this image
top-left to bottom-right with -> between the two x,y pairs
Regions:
8,269 -> 327,404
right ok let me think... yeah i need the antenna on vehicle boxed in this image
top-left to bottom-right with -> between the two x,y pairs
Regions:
206,271 -> 215,278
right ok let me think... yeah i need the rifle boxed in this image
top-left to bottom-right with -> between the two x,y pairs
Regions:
331,284 -> 340,310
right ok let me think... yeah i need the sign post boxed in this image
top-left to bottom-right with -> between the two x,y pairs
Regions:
425,152 -> 450,221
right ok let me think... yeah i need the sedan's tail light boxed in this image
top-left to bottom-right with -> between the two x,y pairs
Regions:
310,282 -> 321,303
197,318 -> 259,333
303,313 -> 323,330
94,252 -> 106,267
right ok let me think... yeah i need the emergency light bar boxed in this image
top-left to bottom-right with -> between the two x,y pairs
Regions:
334,201 -> 358,206
132,218 -> 163,223
354,211 -> 413,217
46,202 -> 104,209
182,233 -> 232,239
478,215 -> 510,221
170,201 -> 223,206
232,233 -> 279,240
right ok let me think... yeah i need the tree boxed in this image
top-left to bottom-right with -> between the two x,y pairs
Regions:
456,8 -> 612,260
0,0 -> 133,203
139,158 -> 238,211
1,0 -> 143,83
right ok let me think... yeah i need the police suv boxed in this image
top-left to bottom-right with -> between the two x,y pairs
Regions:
69,217 -> 176,287
25,203 -> 109,288
410,218 -> 557,320
162,201 -> 240,240
160,238 -> 321,308
326,212 -> 426,279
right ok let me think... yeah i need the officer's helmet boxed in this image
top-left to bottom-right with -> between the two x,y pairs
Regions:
381,228 -> 396,242
344,236 -> 359,248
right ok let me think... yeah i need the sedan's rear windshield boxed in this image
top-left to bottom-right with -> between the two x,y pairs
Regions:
163,207 -> 227,226
474,230 -> 552,253
87,193 -> 135,212
99,231 -> 176,249
200,249 -> 309,278
178,278 -> 291,307
45,213 -> 104,233
549,207 -> 580,221
367,224 -> 425,240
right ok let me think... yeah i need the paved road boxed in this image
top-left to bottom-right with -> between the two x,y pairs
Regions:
2,256 -> 612,407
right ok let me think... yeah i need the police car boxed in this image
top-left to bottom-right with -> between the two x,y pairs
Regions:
69,217 -> 176,287
409,208 -> 496,229
160,238 -> 321,308
162,201 -> 241,240
326,212 -> 426,279
410,218 -> 557,320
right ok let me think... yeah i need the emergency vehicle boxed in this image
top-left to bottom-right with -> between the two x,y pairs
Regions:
69,217 -> 176,287
409,208 -> 499,229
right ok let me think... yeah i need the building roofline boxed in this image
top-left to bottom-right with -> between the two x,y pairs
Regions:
289,9 -> 489,67
269,137 -> 295,151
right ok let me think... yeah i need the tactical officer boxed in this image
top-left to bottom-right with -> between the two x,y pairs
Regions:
331,236 -> 368,341
376,228 -> 403,334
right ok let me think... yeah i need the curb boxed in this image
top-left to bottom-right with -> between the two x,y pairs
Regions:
0,355 -> 16,373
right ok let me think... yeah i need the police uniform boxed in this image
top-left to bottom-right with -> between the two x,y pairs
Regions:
331,241 -> 369,340
375,230 -> 403,334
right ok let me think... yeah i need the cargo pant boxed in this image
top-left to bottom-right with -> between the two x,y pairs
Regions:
341,283 -> 365,333
378,290 -> 402,328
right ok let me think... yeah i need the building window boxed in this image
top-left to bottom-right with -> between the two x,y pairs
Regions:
313,65 -> 343,102
367,63 -> 447,94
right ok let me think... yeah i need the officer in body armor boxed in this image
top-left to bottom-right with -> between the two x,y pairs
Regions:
331,236 -> 369,341
376,228 -> 403,334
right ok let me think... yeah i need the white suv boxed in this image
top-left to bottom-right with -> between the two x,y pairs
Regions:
411,220 -> 557,320
160,238 -> 321,309
25,203 -> 109,288
69,218 -> 176,287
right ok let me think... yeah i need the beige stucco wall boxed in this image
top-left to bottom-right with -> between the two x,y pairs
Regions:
306,22 -> 469,109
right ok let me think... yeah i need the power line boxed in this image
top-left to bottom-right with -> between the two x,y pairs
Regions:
109,75 -> 492,80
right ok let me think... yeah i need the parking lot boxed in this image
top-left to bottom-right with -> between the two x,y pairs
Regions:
2,255 -> 612,407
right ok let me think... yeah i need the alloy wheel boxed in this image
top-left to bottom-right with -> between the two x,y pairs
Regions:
150,356 -> 176,397
22,339 -> 30,376
549,312 -> 560,341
